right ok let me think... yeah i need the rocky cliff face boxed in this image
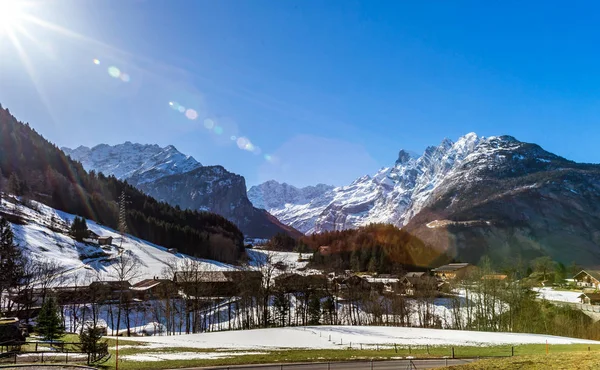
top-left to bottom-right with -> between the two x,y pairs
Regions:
250,133 -> 600,265
63,142 -> 202,185
63,143 -> 300,239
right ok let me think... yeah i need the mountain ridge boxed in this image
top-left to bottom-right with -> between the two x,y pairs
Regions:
248,132 -> 600,265
63,142 -> 301,239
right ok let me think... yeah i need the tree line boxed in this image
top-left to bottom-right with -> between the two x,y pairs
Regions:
0,105 -> 244,263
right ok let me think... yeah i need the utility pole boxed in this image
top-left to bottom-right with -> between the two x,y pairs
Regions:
116,190 -> 128,370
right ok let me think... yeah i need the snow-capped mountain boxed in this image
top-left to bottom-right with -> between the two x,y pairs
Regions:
248,133 -> 484,233
251,133 -> 600,264
62,142 -> 301,239
247,181 -> 334,210
62,142 -> 202,185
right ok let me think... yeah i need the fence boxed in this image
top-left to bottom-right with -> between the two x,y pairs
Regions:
204,358 -> 476,369
0,340 -> 108,366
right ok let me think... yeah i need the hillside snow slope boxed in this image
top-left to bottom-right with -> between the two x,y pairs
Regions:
1,196 -> 236,284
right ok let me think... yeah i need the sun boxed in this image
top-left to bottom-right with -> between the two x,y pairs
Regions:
0,0 -> 26,36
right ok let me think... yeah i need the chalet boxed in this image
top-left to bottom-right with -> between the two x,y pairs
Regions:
432,263 -> 477,280
88,281 -> 132,301
173,270 -> 263,297
365,275 -> 399,293
573,270 -> 600,289
97,236 -> 113,246
578,292 -> 600,305
275,273 -> 328,293
130,279 -> 175,300
400,272 -> 438,296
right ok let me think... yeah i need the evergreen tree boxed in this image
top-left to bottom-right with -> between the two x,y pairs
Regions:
308,294 -> 321,325
7,174 -> 23,196
79,327 -> 107,362
70,216 -> 88,242
36,297 -> 64,341
0,217 -> 24,295
273,290 -> 289,327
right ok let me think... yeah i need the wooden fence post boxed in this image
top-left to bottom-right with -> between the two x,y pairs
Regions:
452,347 -> 455,359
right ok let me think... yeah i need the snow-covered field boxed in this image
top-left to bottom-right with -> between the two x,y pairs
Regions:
534,287 -> 582,303
117,325 -> 600,350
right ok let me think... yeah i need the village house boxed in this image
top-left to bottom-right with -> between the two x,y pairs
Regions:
173,270 -> 263,297
274,273 -> 328,293
432,263 -> 477,280
399,272 -> 440,296
130,279 -> 176,300
572,270 -> 600,289
578,292 -> 600,305
97,236 -> 113,246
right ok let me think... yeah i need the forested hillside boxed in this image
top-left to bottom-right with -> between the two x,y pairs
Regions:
302,223 -> 448,273
0,105 -> 244,263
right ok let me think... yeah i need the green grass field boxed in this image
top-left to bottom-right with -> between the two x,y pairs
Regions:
93,343 -> 600,370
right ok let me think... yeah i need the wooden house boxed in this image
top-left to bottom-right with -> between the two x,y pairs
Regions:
432,263 -> 477,280
88,281 -> 132,302
578,292 -> 600,305
399,272 -> 439,296
130,279 -> 176,300
173,270 -> 263,297
573,270 -> 600,289
97,236 -> 113,246
274,273 -> 328,293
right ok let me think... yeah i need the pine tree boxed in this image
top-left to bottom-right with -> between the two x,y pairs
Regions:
79,326 -> 107,362
70,216 -> 88,242
308,294 -> 321,325
36,297 -> 64,341
0,217 -> 24,295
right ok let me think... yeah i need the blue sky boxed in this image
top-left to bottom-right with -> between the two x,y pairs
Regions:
1,0 -> 600,187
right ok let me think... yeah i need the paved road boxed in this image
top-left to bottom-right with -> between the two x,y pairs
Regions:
186,358 -> 476,370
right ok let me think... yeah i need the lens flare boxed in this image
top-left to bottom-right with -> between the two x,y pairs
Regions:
237,137 -> 249,150
177,106 -> 185,113
93,59 -> 100,65
230,135 -> 237,141
107,66 -> 120,78
213,126 -> 223,135
120,73 -> 130,82
185,109 -> 198,120
204,118 -> 214,129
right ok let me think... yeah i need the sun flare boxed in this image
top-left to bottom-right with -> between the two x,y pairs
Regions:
0,0 -> 26,36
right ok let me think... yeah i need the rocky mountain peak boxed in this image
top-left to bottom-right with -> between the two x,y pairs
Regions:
395,149 -> 414,165
62,142 -> 202,185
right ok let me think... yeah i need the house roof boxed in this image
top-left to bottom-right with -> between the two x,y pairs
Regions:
482,274 -> 508,280
131,279 -> 171,291
404,272 -> 426,278
174,270 -> 262,283
573,270 -> 600,282
579,293 -> 600,301
432,263 -> 472,273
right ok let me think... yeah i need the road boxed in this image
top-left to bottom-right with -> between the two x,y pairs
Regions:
183,358 -> 477,370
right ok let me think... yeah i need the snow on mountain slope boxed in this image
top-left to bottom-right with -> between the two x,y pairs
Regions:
249,133 -> 566,234
247,181 -> 334,210
0,197 -> 234,284
62,143 -> 300,239
62,142 -> 201,185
